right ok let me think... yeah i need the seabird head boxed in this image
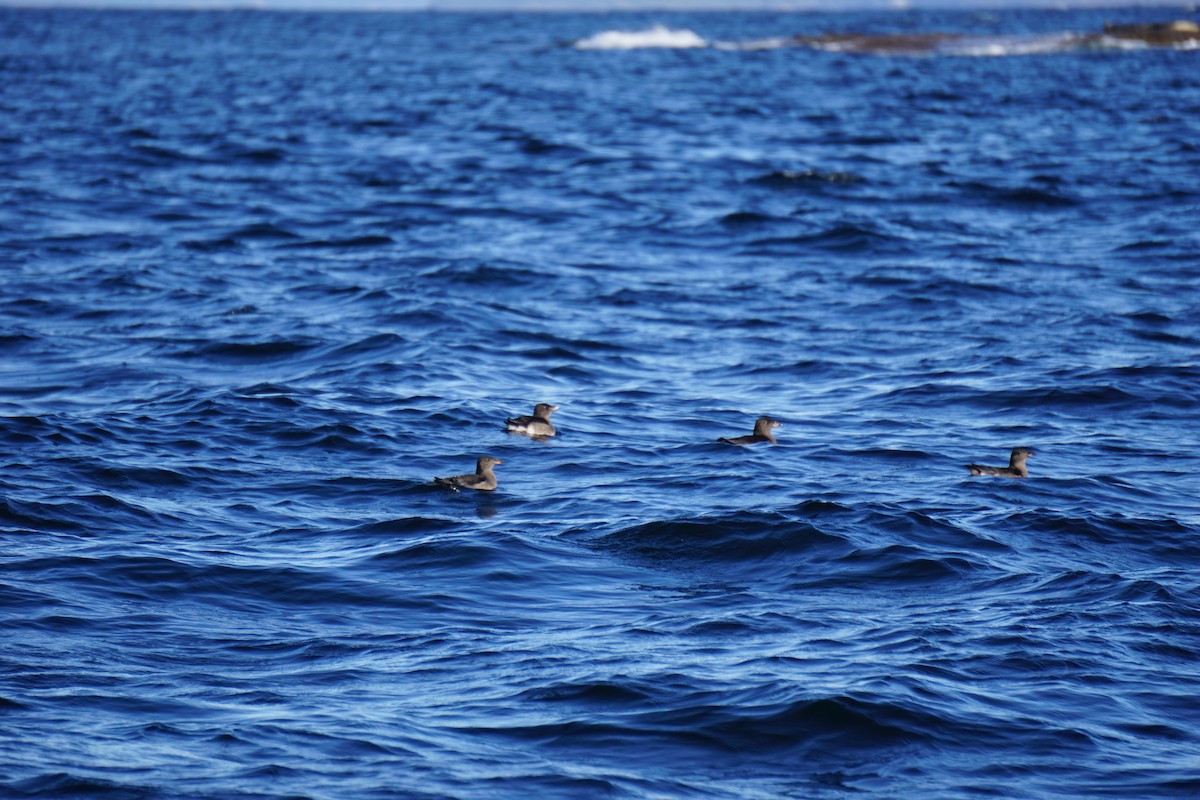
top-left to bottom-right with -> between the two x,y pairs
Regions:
1010,447 -> 1034,462
534,403 -> 559,418
477,456 -> 503,470
754,416 -> 782,433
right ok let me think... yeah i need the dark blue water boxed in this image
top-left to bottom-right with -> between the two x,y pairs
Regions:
2,6 -> 1200,798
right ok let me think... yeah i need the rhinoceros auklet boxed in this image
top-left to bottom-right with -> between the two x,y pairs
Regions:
505,403 -> 558,437
435,456 -> 503,491
718,416 -> 781,446
966,447 -> 1034,478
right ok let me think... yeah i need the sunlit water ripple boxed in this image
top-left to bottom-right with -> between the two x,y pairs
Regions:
2,6 -> 1199,799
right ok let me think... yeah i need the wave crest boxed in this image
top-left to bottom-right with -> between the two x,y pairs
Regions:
575,25 -> 707,51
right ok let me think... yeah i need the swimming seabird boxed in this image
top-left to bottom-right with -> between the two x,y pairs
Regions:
435,456 -> 503,491
966,447 -> 1034,478
718,416 -> 781,446
505,403 -> 558,438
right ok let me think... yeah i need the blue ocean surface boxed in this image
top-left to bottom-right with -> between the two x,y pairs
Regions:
2,6 -> 1199,798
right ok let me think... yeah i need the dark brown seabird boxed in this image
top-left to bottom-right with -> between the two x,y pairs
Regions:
718,416 -> 782,446
505,403 -> 558,437
435,456 -> 503,491
966,447 -> 1034,478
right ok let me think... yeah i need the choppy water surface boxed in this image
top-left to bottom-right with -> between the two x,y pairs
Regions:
2,7 -> 1199,799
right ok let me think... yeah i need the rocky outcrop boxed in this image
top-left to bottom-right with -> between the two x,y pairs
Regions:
1102,20 -> 1200,46
784,20 -> 1200,56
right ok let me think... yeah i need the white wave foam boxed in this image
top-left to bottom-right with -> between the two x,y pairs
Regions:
574,25 -> 707,51
947,33 -> 1085,57
1093,34 -> 1154,51
713,37 -> 793,52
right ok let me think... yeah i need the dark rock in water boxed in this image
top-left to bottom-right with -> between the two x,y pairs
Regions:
1102,20 -> 1200,46
786,20 -> 1200,56
788,32 -> 962,56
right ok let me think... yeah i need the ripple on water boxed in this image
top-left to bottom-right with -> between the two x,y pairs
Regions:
2,6 -> 1199,800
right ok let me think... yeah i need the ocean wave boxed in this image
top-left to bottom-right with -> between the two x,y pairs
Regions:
172,337 -> 322,363
1009,510 -> 1197,552
827,544 -> 985,587
871,381 -> 1161,411
678,695 -> 936,752
748,222 -> 909,255
347,516 -> 459,537
518,679 -> 655,707
951,180 -> 1080,207
716,210 -> 783,227
0,579 -> 58,614
367,535 -> 506,571
229,222 -> 302,241
749,169 -> 866,189
589,512 -> 851,565
463,691 -> 945,757
0,494 -> 169,534
279,235 -> 394,250
419,260 -> 552,288
574,25 -> 707,51
978,378 -> 1193,410
9,554 -> 423,611
4,773 -> 153,798
4,8 -> 1198,799
851,271 -> 1021,301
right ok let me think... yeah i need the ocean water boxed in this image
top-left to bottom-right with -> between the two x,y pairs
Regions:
2,6 -> 1199,798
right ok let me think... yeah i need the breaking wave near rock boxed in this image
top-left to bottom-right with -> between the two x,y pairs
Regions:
574,24 -> 707,50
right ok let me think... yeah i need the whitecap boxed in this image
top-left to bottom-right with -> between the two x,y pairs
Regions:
713,37 -> 793,52
947,33 -> 1084,57
574,24 -> 707,51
